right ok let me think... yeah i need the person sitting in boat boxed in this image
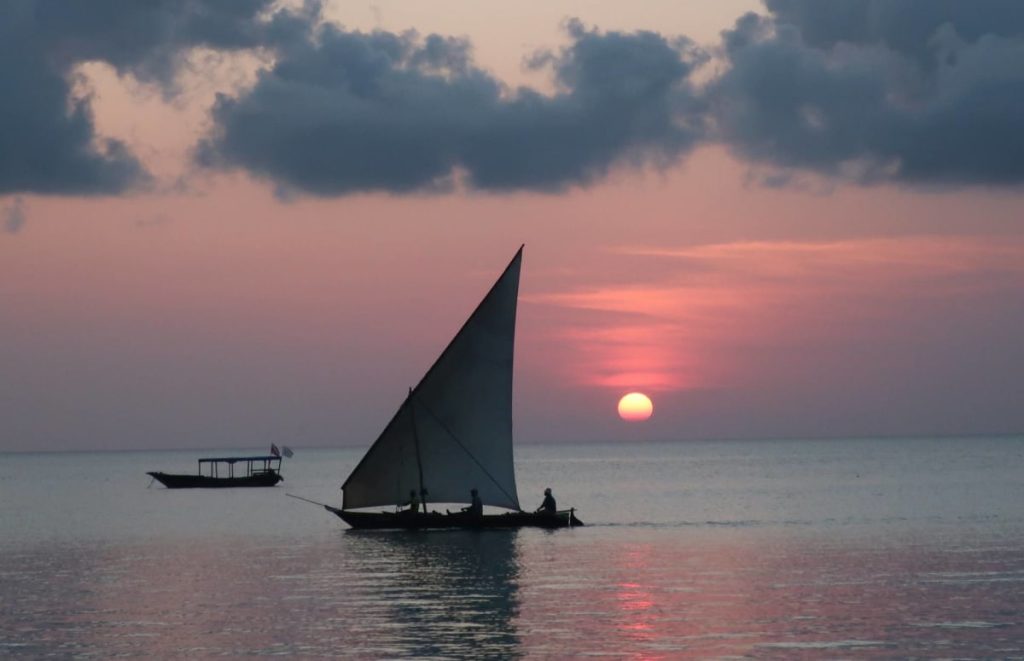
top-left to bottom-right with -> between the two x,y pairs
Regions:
404,489 -> 420,514
462,488 -> 483,517
535,487 -> 557,514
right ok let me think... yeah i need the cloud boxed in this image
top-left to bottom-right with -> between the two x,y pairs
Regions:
195,19 -> 708,195
31,0 -> 317,87
8,0 -> 1024,197
764,0 -> 1024,65
0,3 -> 145,195
3,197 -> 26,233
0,0 -> 317,196
713,0 -> 1024,187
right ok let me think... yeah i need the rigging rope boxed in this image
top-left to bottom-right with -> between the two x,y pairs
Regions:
411,394 -> 522,510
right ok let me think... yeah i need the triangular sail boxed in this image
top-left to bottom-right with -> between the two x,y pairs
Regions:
342,247 -> 523,511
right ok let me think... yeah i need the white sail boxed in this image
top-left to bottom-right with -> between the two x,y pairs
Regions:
342,248 -> 523,511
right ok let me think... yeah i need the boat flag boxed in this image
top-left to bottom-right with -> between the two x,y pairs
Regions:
282,445 -> 294,458
271,443 -> 281,457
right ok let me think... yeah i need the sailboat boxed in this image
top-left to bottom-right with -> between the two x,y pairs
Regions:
326,246 -> 583,529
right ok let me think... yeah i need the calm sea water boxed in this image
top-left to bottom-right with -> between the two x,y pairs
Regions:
2,437 -> 1023,658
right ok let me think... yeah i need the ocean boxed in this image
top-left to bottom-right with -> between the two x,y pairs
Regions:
2,437 -> 1023,658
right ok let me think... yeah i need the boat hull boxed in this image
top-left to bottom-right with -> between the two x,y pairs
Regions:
329,506 -> 583,530
147,471 -> 283,489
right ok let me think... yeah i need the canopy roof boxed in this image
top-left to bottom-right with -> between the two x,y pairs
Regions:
198,456 -> 280,463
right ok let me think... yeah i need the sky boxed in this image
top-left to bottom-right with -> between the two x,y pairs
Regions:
2,0 -> 1024,452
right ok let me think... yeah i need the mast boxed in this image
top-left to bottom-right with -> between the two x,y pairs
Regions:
409,388 -> 427,511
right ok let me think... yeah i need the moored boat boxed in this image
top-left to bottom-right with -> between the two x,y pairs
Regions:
331,246 -> 583,529
148,454 -> 283,489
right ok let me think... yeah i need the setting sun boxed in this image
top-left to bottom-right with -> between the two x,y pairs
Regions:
617,392 -> 654,421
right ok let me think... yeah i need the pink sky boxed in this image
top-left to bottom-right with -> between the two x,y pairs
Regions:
2,2 -> 1023,451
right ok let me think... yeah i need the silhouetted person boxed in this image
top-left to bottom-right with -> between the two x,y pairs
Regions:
462,488 -> 483,517
404,489 -> 420,513
535,487 -> 556,514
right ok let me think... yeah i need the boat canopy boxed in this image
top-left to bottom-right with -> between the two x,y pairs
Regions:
341,247 -> 524,512
198,456 -> 280,464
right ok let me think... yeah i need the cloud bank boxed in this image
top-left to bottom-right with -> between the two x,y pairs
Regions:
715,0 -> 1024,186
5,0 -> 1024,196
0,0 -> 311,195
195,19 -> 708,194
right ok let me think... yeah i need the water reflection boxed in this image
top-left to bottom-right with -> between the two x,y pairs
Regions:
343,530 -> 521,658
0,531 -> 523,658
4,526 -> 1024,657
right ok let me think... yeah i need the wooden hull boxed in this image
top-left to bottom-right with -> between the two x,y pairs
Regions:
147,471 -> 283,489
328,506 -> 583,530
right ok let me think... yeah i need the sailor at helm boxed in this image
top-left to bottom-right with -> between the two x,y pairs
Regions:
536,487 -> 557,514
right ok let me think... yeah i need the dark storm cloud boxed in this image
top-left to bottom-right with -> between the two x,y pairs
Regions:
30,0 -> 318,86
196,19 -> 708,194
0,2 -> 144,195
10,0 -> 1024,197
0,0 -> 316,195
764,0 -> 1024,64
713,0 -> 1024,186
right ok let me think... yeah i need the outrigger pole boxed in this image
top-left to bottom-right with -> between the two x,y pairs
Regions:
286,493 -> 332,508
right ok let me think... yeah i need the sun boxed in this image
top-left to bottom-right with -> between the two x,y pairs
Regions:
617,392 -> 654,422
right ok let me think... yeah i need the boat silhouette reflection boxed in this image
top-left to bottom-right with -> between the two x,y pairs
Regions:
343,529 -> 522,657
